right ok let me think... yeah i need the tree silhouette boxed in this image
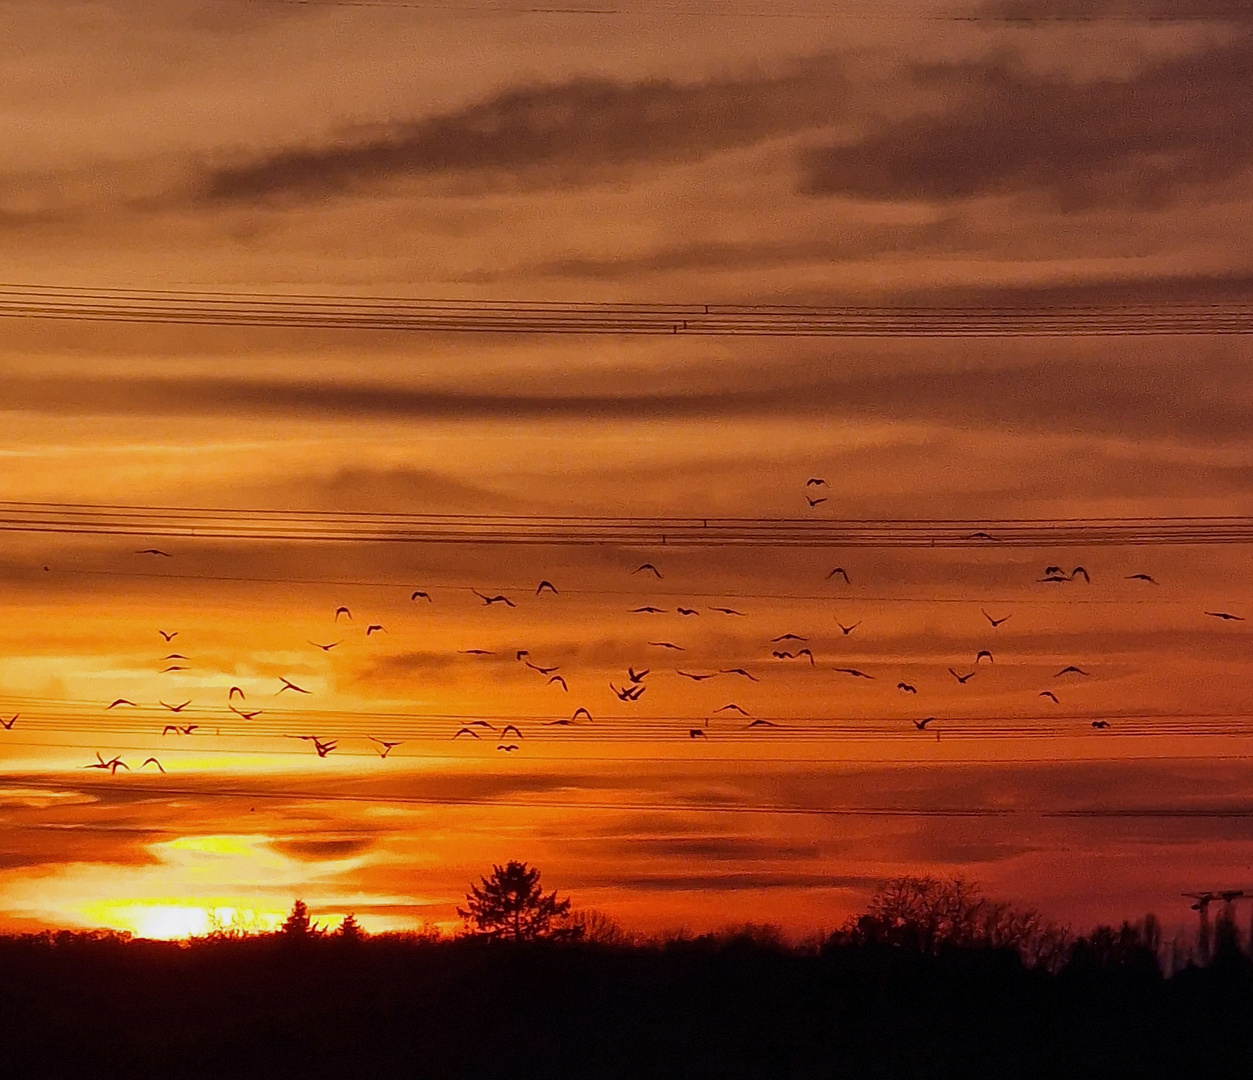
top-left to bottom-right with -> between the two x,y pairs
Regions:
457,861 -> 578,941
281,899 -> 315,938
335,913 -> 364,941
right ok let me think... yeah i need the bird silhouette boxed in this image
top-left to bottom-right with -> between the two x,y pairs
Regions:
835,668 -> 873,679
648,642 -> 684,650
1091,721 -> 1110,730
516,650 -> 530,660
968,531 -> 997,541
747,718 -> 777,728
837,621 -> 859,636
500,724 -> 523,739
688,729 -> 707,739
311,737 -> 336,758
772,634 -> 807,643
914,717 -> 935,731
140,757 -> 165,773
277,678 -> 311,695
453,727 -> 481,739
711,607 -> 746,616
949,668 -> 976,684
85,753 -> 128,774
796,648 -> 815,665
633,563 -> 662,578
335,606 -> 352,621
136,549 -> 171,557
1044,566 -> 1063,576
716,704 -> 749,715
897,682 -> 917,694
473,591 -> 516,607
627,666 -> 649,683
527,662 -> 560,675
1206,611 -> 1245,621
631,606 -> 666,614
806,496 -> 827,508
160,665 -> 188,674
365,624 -> 385,636
983,610 -> 1012,627
107,699 -> 137,709
975,650 -> 993,664
410,590 -> 432,602
1040,574 -> 1069,584
1070,566 -> 1090,582
228,686 -> 245,700
677,607 -> 699,616
806,478 -> 827,487
0,715 -> 15,730
497,744 -> 520,752
369,737 -> 403,758
160,700 -> 192,712
826,568 -> 850,583
1126,574 -> 1157,584
572,708 -> 593,722
548,675 -> 568,691
460,649 -> 495,655
536,580 -> 558,595
309,641 -> 340,651
611,683 -> 645,702
1055,666 -> 1090,677
162,724 -> 197,736
720,668 -> 759,681
1039,691 -> 1059,703
162,654 -> 189,661
544,718 -> 573,726
158,630 -> 178,641
230,706 -> 261,720
771,650 -> 794,659
676,671 -> 717,681
467,720 -> 495,729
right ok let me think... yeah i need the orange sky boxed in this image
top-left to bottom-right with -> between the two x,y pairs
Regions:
2,0 -> 1253,941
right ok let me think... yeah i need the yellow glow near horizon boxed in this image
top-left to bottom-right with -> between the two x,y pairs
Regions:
80,902 -> 285,940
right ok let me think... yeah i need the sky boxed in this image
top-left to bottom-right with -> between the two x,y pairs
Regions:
2,0 -> 1253,941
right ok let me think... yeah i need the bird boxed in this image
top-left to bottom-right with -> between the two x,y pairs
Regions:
969,531 -> 998,541
627,666 -> 649,683
548,675 -> 568,692
369,737 -> 403,759
1126,574 -> 1157,584
309,641 -> 340,651
497,744 -> 520,752
160,666 -> 188,674
1206,611 -> 1245,621
1040,574 -> 1070,584
162,654 -> 189,661
1091,721 -> 1110,730
572,708 -> 593,722
631,606 -> 666,614
311,737 -> 336,758
710,607 -> 746,616
365,624 -> 385,636
163,724 -> 197,735
677,607 -> 699,616
107,699 -> 137,709
611,683 -> 643,702
633,563 -> 662,578
648,642 -> 684,650
806,496 -> 827,508
806,478 -> 827,487
228,686 -> 246,700
527,662 -> 560,675
835,668 -> 873,679
277,678 -> 311,695
544,718 -> 574,726
897,682 -> 917,694
335,606 -> 352,621
982,610 -> 1011,628
720,668 -> 758,681
1070,566 -> 1091,582
136,549 -> 171,557
826,568 -> 850,583
772,634 -> 808,643
1039,691 -> 1059,703
688,729 -> 707,739
975,650 -> 993,665
949,669 -> 976,684
500,724 -> 523,739
716,704 -> 749,715
914,717 -> 935,731
158,630 -> 178,641
85,753 -> 128,774
410,590 -> 433,602
1055,666 -> 1089,677
516,650 -> 529,660
0,715 -> 16,730
140,757 -> 165,772
536,580 -> 559,595
676,671 -> 717,681
771,650 -> 794,659
837,621 -> 859,636
796,648 -> 815,665
160,701 -> 192,712
453,727 -> 481,739
467,720 -> 495,729
473,591 -> 516,607
230,707 -> 261,720
1044,566 -> 1063,576
747,719 -> 777,728
460,649 -> 495,655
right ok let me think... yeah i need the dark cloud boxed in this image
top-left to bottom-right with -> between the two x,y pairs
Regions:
199,57 -> 847,202
574,872 -> 861,893
270,836 -> 375,861
801,33 -> 1253,209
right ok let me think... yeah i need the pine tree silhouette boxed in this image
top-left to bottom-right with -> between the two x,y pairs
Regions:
457,861 -> 578,941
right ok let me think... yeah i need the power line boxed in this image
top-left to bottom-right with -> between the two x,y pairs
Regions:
7,501 -> 1253,547
1,284 -> 1250,337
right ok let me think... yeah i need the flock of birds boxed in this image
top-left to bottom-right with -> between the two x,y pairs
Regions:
2,499 -> 1248,774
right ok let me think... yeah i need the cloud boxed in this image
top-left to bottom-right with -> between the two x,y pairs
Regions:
270,835 -> 376,861
801,32 -> 1253,209
197,57 -> 848,201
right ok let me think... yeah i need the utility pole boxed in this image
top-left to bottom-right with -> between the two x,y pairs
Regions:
1184,890 -> 1247,963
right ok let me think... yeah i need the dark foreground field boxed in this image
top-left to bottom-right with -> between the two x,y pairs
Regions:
3,931 -> 1253,1079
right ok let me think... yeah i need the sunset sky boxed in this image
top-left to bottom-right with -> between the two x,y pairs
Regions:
2,0 -> 1253,941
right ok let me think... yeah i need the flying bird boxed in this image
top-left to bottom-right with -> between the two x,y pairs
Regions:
467,720 -> 495,729
716,704 -> 749,715
453,728 -> 481,739
1070,566 -> 1091,582
975,650 -> 993,665
837,621 -> 859,636
806,478 -> 827,487
309,641 -> 340,651
160,665 -> 188,674
710,607 -> 745,616
771,650 -> 794,659
544,718 -> 573,726
230,707 -> 261,720
548,675 -> 568,692
688,729 -> 707,739
631,606 -> 666,614
572,708 -> 593,722
747,719 -> 777,728
825,568 -> 850,583
983,610 -> 1011,627
835,668 -> 873,679
806,496 -> 827,508
648,642 -> 684,650
536,580 -> 558,595
365,624 -> 385,636
720,668 -> 758,681
914,717 -> 935,731
1091,721 -> 1110,730
611,683 -> 645,702
949,669 -> 976,684
136,549 -> 171,557
897,682 -> 917,694
772,634 -> 808,643
311,737 -> 336,758
162,654 -> 189,661
335,607 -> 352,621
85,753 -> 128,774
676,671 -> 717,681
107,699 -> 137,709
140,757 -> 165,773
677,607 -> 699,616
410,590 -> 433,602
369,737 -> 403,759
160,701 -> 192,712
633,563 -> 662,578
516,650 -> 529,660
968,532 -> 998,542
627,666 -> 649,683
1055,666 -> 1090,677
497,744 -> 520,752
277,678 -> 311,695
796,648 -> 815,665
158,630 -> 178,641
527,662 -> 560,675
229,686 -> 246,700
1039,691 -> 1059,703
1044,566 -> 1063,576
500,724 -> 523,739
163,724 -> 197,735
473,591 -> 516,607
0,715 -> 16,730
460,649 -> 495,655
1206,611 -> 1245,621
1126,574 -> 1158,584
1040,574 -> 1069,584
